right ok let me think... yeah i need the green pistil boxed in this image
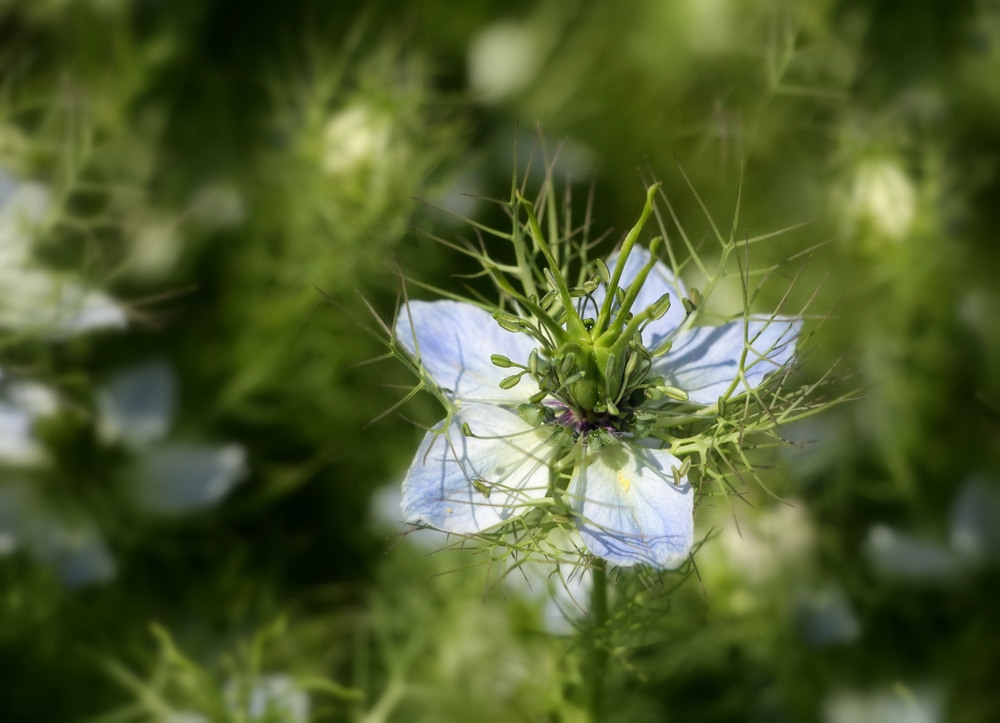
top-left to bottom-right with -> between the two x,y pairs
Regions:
517,193 -> 588,340
502,182 -> 668,419
594,183 -> 660,337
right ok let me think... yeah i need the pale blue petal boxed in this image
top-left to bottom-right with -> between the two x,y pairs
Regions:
27,519 -> 116,588
569,444 -> 692,568
595,245 -> 688,349
98,360 -> 177,447
0,172 -> 50,267
865,524 -> 967,585
0,483 -> 27,555
653,317 -> 801,405
949,477 -> 1000,564
0,400 -> 43,465
0,270 -> 127,336
401,403 -> 553,534
395,300 -> 539,405
225,675 -> 310,723
135,443 -> 247,515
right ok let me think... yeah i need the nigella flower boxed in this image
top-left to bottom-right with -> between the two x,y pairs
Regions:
395,185 -> 801,569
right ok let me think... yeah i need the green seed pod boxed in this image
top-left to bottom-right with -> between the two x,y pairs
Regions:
499,373 -> 523,389
493,310 -> 531,333
624,352 -> 638,378
595,259 -> 611,284
662,386 -> 689,401
651,340 -> 673,357
471,478 -> 492,499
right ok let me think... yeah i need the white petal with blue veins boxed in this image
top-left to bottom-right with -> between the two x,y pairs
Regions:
395,300 -> 539,405
569,444 -> 693,568
653,317 -> 801,405
401,403 -> 553,534
598,246 -> 688,350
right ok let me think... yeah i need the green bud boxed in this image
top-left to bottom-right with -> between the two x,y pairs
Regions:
461,422 -> 473,437
491,354 -> 513,368
682,297 -> 695,315
518,402 -> 547,426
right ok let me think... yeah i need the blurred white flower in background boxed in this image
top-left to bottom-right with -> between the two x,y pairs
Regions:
166,674 -> 310,723
848,157 -> 917,242
696,498 -> 862,646
0,169 -> 127,335
702,500 -> 817,594
468,21 -> 544,103
823,684 -> 943,723
322,103 -> 394,177
127,222 -> 183,282
0,379 -> 59,466
224,675 -> 310,723
187,183 -> 246,229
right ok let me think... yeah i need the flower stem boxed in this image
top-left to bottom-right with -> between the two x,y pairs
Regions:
587,559 -> 609,722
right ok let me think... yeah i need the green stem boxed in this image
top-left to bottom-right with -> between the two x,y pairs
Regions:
587,559 -> 609,722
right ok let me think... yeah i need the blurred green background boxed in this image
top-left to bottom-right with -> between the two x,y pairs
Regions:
1,0 -> 998,720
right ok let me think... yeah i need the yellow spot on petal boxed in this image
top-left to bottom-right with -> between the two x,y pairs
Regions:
618,471 -> 631,493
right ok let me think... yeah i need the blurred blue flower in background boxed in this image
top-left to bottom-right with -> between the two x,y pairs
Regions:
0,360 -> 246,588
98,360 -> 247,515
